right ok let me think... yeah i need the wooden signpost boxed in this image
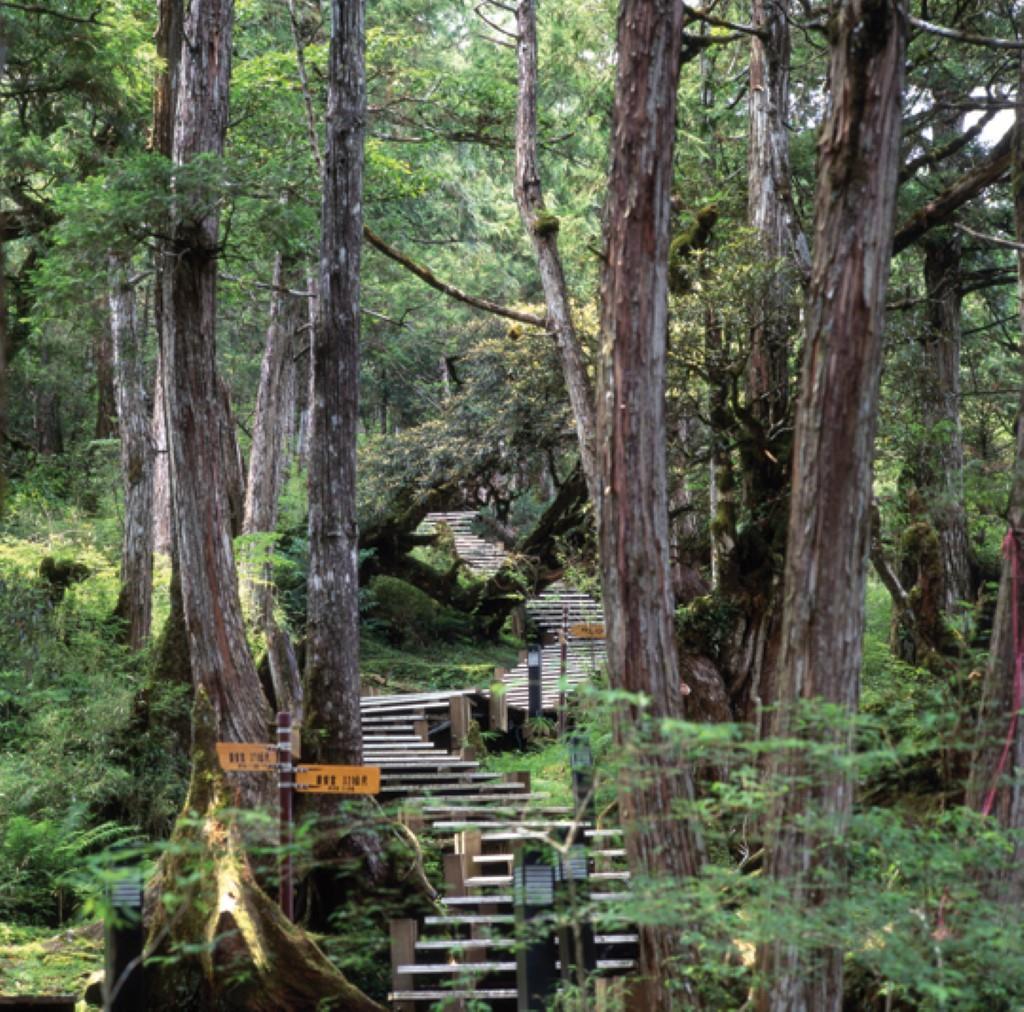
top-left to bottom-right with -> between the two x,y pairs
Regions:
215,743 -> 277,772
215,711 -> 380,921
296,764 -> 381,795
568,622 -> 605,640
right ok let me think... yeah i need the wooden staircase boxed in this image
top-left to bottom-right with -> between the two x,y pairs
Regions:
418,512 -> 509,576
359,616 -> 635,1008
369,512 -> 631,1007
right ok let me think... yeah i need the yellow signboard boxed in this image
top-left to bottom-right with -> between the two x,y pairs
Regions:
295,764 -> 381,795
569,622 -> 605,639
216,743 -> 277,772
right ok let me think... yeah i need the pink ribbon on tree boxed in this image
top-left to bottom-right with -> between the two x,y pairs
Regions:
980,529 -> 1024,817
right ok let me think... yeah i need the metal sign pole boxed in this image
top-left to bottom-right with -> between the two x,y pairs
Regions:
277,710 -> 294,921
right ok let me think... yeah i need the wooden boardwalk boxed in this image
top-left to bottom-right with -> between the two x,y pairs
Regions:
360,519 -> 632,1008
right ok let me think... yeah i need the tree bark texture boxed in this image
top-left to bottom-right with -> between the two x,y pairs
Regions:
163,0 -> 269,745
109,254 -> 155,649
746,0 -> 806,432
242,254 -> 302,716
514,0 -> 598,504
150,362 -> 173,555
0,244 -> 7,513
243,254 -> 300,544
919,236 -> 970,611
150,0 -> 181,560
755,3 -> 906,1009
966,53 -> 1024,897
596,0 -> 706,1005
304,0 -> 365,766
93,324 -> 118,440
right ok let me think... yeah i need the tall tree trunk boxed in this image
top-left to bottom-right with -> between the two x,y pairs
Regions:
162,0 -> 269,746
0,244 -> 7,513
711,0 -> 809,728
919,234 -> 969,612
149,0 -> 180,562
755,2 -> 906,1008
746,0 -> 805,433
150,363 -> 172,555
514,0 -> 598,504
242,254 -> 302,717
109,254 -> 155,649
304,0 -> 365,767
94,325 -> 117,440
34,340 -> 62,455
966,51 -> 1024,899
596,1 -> 706,1005
218,376 -> 246,538
244,253 -> 299,556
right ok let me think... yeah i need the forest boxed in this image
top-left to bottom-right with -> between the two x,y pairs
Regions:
3,0 -> 1024,1008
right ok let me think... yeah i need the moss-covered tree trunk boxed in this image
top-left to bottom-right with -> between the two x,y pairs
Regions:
513,0 -> 598,504
146,691 -> 383,1011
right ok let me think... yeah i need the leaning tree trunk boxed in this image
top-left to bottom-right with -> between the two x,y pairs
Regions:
596,0 -> 706,1005
109,253 -> 155,649
162,0 -> 269,747
754,2 -> 906,1009
513,0 -> 598,504
304,0 -> 365,767
966,50 -> 1024,901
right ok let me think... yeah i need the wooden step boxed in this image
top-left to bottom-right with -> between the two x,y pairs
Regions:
389,990 -> 517,1002
424,914 -> 515,925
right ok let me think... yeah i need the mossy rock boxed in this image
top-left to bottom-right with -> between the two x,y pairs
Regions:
366,576 -> 439,647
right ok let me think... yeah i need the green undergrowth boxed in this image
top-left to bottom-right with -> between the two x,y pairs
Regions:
482,732 -> 574,808
361,631 -> 521,692
0,921 -> 99,1002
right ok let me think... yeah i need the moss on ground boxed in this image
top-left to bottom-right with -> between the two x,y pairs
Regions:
0,921 -> 101,1001
360,633 -> 520,692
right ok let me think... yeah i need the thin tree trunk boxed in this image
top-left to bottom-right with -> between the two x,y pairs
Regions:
150,363 -> 172,555
94,325 -> 118,440
109,254 -> 155,649
162,0 -> 269,746
295,275 -> 315,472
755,2 -> 906,1008
920,235 -> 970,611
0,244 -> 7,513
966,50 -> 1024,899
304,0 -> 365,767
242,253 -> 302,715
514,0 -> 598,504
596,0 -> 706,1005
218,376 -> 246,539
746,0 -> 806,433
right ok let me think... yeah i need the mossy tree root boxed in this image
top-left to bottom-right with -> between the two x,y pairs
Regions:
145,689 -> 384,1012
